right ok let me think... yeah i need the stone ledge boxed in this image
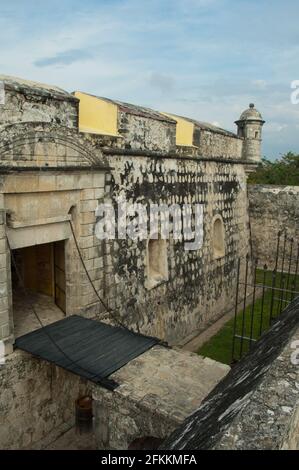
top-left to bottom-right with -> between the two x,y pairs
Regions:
8,214 -> 71,229
92,346 -> 229,449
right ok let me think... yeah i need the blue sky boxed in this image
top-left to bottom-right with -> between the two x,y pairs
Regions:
1,0 -> 299,159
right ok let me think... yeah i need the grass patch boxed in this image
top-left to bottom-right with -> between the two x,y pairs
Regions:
197,270 -> 297,365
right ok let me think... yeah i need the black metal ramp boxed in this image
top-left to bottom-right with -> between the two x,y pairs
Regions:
15,315 -> 159,390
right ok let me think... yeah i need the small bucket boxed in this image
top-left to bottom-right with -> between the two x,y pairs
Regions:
75,396 -> 93,434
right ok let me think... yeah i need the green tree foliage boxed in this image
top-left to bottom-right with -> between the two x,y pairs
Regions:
248,152 -> 299,185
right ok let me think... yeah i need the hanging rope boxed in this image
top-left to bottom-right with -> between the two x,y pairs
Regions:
68,220 -> 129,330
7,236 -> 116,387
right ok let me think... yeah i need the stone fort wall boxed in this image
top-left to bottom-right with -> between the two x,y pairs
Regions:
99,152 -> 250,343
0,349 -> 90,449
248,185 -> 299,269
0,76 -> 254,345
0,75 -> 258,449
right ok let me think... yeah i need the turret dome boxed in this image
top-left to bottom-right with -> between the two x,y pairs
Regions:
236,103 -> 264,123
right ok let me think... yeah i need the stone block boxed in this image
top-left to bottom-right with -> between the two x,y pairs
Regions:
12,175 -> 39,193
0,253 -> 8,269
0,239 -> 7,254
81,189 -> 95,200
94,256 -> 104,269
93,173 -> 105,189
83,259 -> 94,271
56,174 -> 75,191
76,174 -> 94,189
88,246 -> 101,259
81,212 -> 96,224
94,188 -> 105,199
80,200 -> 98,213
0,322 -> 9,339
0,296 -> 8,311
80,236 -> 95,249
38,175 -> 57,192
0,282 -> 8,297
0,268 -> 8,283
80,224 -> 95,237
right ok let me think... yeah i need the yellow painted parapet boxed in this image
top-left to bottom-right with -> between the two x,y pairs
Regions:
74,91 -> 119,136
161,112 -> 195,147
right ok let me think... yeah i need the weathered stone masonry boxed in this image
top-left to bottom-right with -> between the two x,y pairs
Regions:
248,184 -> 299,269
0,77 -> 78,128
92,347 -> 229,450
0,350 -> 90,449
162,295 -> 299,450
101,154 -> 250,342
82,97 -> 265,342
0,78 -> 109,448
0,75 -> 264,448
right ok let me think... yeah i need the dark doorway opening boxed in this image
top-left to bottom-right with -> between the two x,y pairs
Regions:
12,241 -> 66,337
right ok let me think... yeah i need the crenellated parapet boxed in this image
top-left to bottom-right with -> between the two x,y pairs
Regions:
74,91 -> 245,161
0,76 -> 264,164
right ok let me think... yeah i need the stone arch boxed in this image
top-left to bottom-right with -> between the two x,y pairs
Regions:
0,122 -> 108,169
146,235 -> 168,289
212,214 -> 225,259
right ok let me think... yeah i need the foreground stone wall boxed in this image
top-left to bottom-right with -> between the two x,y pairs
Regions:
217,323 -> 299,450
161,295 -> 299,450
248,185 -> 299,269
92,346 -> 229,450
0,350 -> 90,449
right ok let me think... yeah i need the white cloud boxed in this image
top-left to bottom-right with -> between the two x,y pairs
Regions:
252,80 -> 267,90
266,122 -> 288,133
0,0 -> 298,159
